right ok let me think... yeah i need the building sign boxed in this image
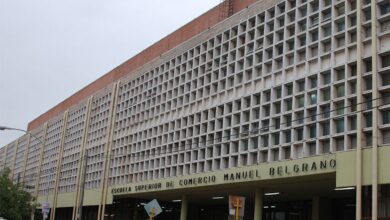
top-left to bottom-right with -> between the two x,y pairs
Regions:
111,156 -> 336,195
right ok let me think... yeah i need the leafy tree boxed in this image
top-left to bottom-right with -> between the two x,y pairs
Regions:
0,167 -> 36,220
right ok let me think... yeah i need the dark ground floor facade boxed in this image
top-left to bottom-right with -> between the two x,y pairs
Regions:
50,181 -> 390,220
36,149 -> 390,220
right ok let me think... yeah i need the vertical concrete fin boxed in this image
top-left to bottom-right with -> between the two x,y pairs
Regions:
371,0 -> 379,219
98,81 -> 120,220
356,0 -> 364,219
50,111 -> 69,220
72,97 -> 94,220
21,134 -> 32,182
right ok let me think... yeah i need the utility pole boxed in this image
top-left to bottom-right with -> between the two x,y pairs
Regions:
78,153 -> 88,220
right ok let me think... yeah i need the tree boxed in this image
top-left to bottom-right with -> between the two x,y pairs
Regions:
0,167 -> 36,220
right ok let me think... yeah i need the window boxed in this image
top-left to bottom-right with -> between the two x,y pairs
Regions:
285,115 -> 292,127
265,91 -> 271,102
336,119 -> 345,133
323,25 -> 332,37
274,118 -> 281,129
322,122 -> 330,136
322,88 -> 331,101
382,73 -> 390,86
365,26 -> 372,38
275,87 -> 282,99
350,31 -> 357,43
310,93 -> 317,104
365,113 -> 373,127
274,102 -> 281,114
310,77 -> 317,89
381,20 -> 390,32
297,128 -> 304,141
336,69 -> 345,80
262,135 -> 269,147
365,132 -> 373,147
285,131 -> 291,143
336,20 -> 345,32
323,10 -> 332,22
383,110 -> 390,124
350,81 -> 357,94
337,37 -> 345,47
299,36 -> 306,46
380,2 -> 390,15
311,2 -> 319,12
309,125 -> 316,138
323,41 -> 331,53
364,9 -> 371,21
288,41 -> 295,51
321,104 -> 331,118
349,116 -> 357,130
382,55 -> 390,68
350,16 -> 357,27
309,109 -> 317,121
322,72 -> 331,84
365,94 -> 373,110
336,5 -> 345,16
350,1 -> 356,10
286,84 -> 293,95
297,96 -> 305,108
298,80 -> 305,92
289,13 -> 295,23
300,7 -> 307,17
365,76 -> 372,90
285,99 -> 293,111
335,102 -> 345,115
311,15 -> 319,27
273,133 -> 280,145
350,64 -> 357,76
311,31 -> 319,42
336,84 -> 345,97
296,112 -> 304,124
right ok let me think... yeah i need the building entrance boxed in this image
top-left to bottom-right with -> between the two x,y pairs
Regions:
109,176 -> 359,220
263,201 -> 311,220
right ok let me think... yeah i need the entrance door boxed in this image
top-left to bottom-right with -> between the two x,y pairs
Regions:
263,201 -> 312,220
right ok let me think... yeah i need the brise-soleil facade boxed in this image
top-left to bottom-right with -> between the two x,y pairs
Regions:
1,0 -> 390,220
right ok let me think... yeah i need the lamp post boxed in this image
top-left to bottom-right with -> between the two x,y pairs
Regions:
0,126 -> 50,219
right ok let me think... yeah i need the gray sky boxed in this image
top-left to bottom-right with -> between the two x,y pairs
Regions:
0,0 -> 221,147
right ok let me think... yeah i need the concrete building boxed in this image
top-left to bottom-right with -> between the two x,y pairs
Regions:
1,0 -> 390,219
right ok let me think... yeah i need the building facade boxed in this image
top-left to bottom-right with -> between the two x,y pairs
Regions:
1,0 -> 390,219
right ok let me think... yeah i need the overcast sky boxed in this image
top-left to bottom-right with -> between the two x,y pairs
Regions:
0,0 -> 221,147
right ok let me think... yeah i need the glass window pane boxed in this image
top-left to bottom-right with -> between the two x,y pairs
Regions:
336,119 -> 345,133
310,93 -> 317,104
383,110 -> 390,124
310,125 -> 316,138
336,85 -> 345,97
298,96 -> 305,108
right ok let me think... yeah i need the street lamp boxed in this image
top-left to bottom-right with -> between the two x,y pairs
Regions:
0,126 -> 44,146
0,125 -> 50,219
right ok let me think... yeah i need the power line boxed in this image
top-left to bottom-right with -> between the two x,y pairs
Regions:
100,94 -> 389,159
4,95 -> 389,186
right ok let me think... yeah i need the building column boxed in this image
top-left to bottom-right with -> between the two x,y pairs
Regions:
371,0 -> 379,219
50,111 -> 69,220
356,0 -> 363,219
72,97 -> 93,220
98,82 -> 120,220
253,188 -> 263,220
180,195 -> 188,220
312,196 -> 320,220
